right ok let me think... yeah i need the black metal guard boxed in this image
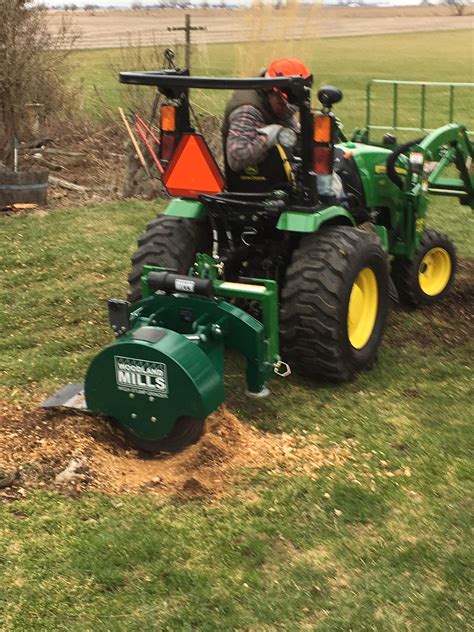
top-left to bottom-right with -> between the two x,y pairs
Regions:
119,71 -> 313,95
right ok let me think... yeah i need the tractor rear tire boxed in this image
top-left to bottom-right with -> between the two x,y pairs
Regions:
280,226 -> 390,382
391,229 -> 457,306
128,215 -> 211,302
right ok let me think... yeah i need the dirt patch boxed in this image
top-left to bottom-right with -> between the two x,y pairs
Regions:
0,402 -> 352,502
386,258 -> 474,349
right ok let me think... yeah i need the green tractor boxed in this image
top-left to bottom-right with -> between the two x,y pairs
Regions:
122,70 -> 472,379
44,69 -> 473,453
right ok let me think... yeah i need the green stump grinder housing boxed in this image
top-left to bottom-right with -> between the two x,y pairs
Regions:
84,260 -> 284,452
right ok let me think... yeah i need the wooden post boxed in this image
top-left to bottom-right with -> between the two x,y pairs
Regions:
167,14 -> 206,71
185,13 -> 191,70
25,102 -> 43,137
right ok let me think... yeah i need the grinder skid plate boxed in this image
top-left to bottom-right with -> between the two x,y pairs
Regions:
41,383 -> 87,411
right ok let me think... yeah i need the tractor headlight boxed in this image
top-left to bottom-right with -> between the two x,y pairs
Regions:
409,151 -> 424,174
277,127 -> 298,149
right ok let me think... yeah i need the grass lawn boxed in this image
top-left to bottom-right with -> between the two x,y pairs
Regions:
1,29 -> 473,631
0,194 -> 472,630
71,29 -> 474,137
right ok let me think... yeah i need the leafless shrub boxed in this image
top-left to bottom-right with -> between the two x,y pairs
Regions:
445,0 -> 472,15
0,0 -> 79,168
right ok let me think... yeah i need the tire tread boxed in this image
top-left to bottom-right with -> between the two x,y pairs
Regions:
128,215 -> 210,302
280,226 -> 389,381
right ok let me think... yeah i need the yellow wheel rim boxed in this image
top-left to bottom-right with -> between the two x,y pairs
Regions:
418,247 -> 452,296
347,267 -> 378,349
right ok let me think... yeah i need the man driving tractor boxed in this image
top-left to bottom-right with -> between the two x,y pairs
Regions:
114,64 -> 465,452
222,56 -> 345,204
223,57 -> 308,193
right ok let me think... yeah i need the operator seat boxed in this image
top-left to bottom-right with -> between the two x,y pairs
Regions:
333,146 -> 369,224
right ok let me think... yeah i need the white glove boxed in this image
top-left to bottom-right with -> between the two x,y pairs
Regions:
257,124 -> 283,148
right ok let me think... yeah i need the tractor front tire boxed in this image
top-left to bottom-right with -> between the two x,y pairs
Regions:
391,229 -> 457,306
128,215 -> 211,302
280,226 -> 390,382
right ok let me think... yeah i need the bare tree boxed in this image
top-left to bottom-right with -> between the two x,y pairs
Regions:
446,0 -> 472,15
0,1 -> 78,168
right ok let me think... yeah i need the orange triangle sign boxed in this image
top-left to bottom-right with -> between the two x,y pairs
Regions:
163,133 -> 224,197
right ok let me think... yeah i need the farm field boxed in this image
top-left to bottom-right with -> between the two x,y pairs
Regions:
1,28 -> 474,631
50,5 -> 474,49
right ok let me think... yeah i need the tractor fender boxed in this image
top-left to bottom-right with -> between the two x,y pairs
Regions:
164,198 -> 207,218
276,205 -> 355,233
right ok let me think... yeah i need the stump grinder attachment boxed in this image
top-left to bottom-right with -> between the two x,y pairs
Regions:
42,255 -> 289,453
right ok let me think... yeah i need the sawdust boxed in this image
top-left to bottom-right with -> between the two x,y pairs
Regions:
0,402 -> 352,501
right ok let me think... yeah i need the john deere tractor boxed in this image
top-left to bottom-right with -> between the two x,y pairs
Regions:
44,69 -> 473,453
122,70 -> 472,379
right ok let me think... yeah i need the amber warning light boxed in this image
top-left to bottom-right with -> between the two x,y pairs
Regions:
162,133 -> 225,197
313,114 -> 334,175
313,114 -> 332,143
160,105 -> 177,161
160,105 -> 176,131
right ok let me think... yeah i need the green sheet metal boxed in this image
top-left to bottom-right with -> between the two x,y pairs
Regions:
276,205 -> 355,232
164,198 -> 206,218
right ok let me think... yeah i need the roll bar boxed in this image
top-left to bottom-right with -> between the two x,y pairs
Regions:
119,70 -> 313,95
119,69 -> 313,100
119,68 -> 316,204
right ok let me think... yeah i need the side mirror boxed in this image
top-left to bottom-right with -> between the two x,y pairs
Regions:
318,86 -> 343,108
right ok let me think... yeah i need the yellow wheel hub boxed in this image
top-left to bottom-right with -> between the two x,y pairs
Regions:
347,267 -> 378,349
418,247 -> 452,296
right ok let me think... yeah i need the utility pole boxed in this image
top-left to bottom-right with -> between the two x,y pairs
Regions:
167,14 -> 206,71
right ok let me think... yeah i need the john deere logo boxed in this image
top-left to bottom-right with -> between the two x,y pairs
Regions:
375,165 -> 407,175
244,165 -> 259,176
114,356 -> 168,398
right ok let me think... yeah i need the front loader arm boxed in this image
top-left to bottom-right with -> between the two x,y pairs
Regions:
420,124 -> 474,207
391,123 -> 473,260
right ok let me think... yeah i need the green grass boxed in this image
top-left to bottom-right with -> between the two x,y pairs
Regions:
71,29 -> 474,136
0,195 -> 472,630
1,30 -> 473,631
